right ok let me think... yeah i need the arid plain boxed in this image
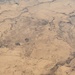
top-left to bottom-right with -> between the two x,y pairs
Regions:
0,0 -> 75,75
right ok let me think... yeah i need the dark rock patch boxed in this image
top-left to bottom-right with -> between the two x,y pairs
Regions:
25,38 -> 29,42
15,42 -> 20,46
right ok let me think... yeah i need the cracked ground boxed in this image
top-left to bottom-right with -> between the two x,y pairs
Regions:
0,0 -> 75,75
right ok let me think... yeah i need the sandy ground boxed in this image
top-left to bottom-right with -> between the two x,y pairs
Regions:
0,0 -> 75,75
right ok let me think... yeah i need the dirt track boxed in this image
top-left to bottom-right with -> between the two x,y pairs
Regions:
0,0 -> 75,75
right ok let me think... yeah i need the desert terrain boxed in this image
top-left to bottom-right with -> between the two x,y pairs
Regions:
0,0 -> 75,75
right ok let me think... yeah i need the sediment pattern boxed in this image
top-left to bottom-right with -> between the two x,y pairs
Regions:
0,0 -> 75,75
